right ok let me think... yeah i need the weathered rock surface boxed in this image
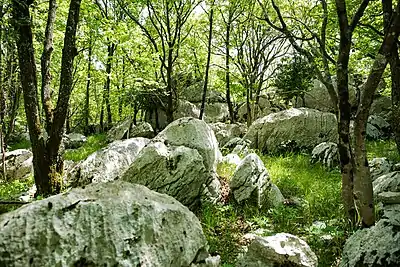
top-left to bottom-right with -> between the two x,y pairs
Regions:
0,181 -> 213,267
369,158 -> 393,182
221,153 -> 242,166
129,122 -> 154,139
0,149 -> 32,181
64,133 -> 87,149
373,171 -> 400,197
311,142 -> 339,168
367,115 -> 391,140
106,117 -> 132,142
236,234 -> 318,267
340,204 -> 400,267
66,138 -> 149,187
196,102 -> 230,123
230,153 -> 283,208
122,142 -> 212,209
370,96 -> 392,119
245,108 -> 338,154
155,117 -> 221,173
210,122 -> 247,147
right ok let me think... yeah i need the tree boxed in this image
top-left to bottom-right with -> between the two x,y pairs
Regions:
12,0 -> 83,195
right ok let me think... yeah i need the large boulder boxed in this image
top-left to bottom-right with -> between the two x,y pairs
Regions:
0,181 -> 213,267
230,153 -> 283,208
209,122 -> 247,147
196,102 -> 230,123
155,117 -> 221,173
340,204 -> 400,267
369,158 -> 393,182
245,108 -> 338,154
66,138 -> 150,187
0,149 -> 32,181
122,142 -> 212,209
64,133 -> 87,149
373,171 -> 400,197
236,234 -> 318,267
366,115 -> 391,140
311,142 -> 339,169
106,117 -> 132,142
129,122 -> 155,139
370,96 -> 392,119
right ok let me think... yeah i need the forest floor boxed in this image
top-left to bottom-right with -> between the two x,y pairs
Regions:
1,137 -> 399,266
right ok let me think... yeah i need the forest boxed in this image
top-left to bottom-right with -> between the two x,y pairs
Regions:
0,0 -> 400,266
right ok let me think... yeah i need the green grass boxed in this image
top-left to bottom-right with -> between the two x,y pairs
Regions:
8,139 -> 31,151
0,176 -> 34,214
64,134 -> 107,162
366,140 -> 400,162
201,151 -> 348,266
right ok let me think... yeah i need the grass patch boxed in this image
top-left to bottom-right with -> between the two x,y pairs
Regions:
200,152 -> 348,266
64,134 -> 107,162
366,140 -> 400,162
0,176 -> 34,214
8,139 -> 31,151
216,162 -> 237,181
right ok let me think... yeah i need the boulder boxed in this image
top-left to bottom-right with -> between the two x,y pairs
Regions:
376,192 -> 400,205
237,101 -> 274,122
0,149 -> 33,181
0,181 -> 213,267
370,96 -> 392,119
122,142 -> 213,209
106,117 -> 132,142
230,153 -> 282,208
209,122 -> 247,147
245,108 -> 338,154
129,122 -> 155,139
236,234 -> 318,267
223,138 -> 250,152
311,142 -> 339,168
221,153 -> 242,166
181,84 -> 225,103
296,79 -> 357,113
340,204 -> 400,267
366,115 -> 391,140
155,117 -> 221,173
64,133 -> 87,149
66,138 -> 150,187
369,158 -> 393,182
196,102 -> 229,123
373,171 -> 400,196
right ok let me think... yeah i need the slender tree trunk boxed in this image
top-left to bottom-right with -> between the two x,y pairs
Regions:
199,6 -> 214,120
41,0 -> 57,133
84,39 -> 92,134
246,83 -> 252,127
13,0 -> 82,196
104,42 -> 115,128
119,57 -> 125,119
166,46 -> 174,124
0,8 -> 6,181
225,21 -> 235,123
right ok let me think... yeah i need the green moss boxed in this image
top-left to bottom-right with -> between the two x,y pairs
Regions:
64,134 -> 107,162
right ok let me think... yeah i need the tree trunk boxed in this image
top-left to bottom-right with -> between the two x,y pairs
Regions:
225,21 -> 235,123
199,6 -> 214,120
166,46 -> 174,124
0,8 -> 6,181
104,42 -> 115,129
13,0 -> 82,196
40,0 -> 57,133
246,84 -> 252,127
84,39 -> 92,135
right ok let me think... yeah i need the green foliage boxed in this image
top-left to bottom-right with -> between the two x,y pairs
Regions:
8,139 -> 31,151
0,176 -> 34,214
64,134 -> 107,162
366,140 -> 400,162
273,54 -> 315,102
216,162 -> 237,181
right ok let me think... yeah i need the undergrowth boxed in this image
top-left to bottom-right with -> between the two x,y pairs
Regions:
0,176 -> 34,214
366,139 -> 400,162
64,133 -> 107,162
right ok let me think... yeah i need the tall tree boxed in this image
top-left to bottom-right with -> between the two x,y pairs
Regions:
13,0 -> 83,195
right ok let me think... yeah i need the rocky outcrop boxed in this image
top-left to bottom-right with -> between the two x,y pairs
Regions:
106,117 -> 132,142
373,171 -> 400,198
0,149 -> 32,181
66,138 -> 150,187
370,96 -> 392,119
340,204 -> 400,267
311,142 -> 339,168
0,181 -> 214,267
366,115 -> 391,140
64,133 -> 87,149
209,122 -> 247,147
236,233 -> 318,267
122,142 -> 212,209
129,122 -> 154,139
245,108 -> 338,154
230,153 -> 283,208
369,158 -> 393,182
196,103 -> 230,123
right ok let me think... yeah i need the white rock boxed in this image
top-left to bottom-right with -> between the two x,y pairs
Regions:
0,149 -> 33,181
311,142 -> 339,168
106,117 -> 132,142
369,158 -> 393,181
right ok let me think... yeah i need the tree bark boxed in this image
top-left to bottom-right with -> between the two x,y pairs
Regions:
225,21 -> 235,122
13,0 -> 82,196
199,6 -> 214,120
0,6 -> 6,181
166,45 -> 174,124
41,0 -> 57,133
84,39 -> 92,135
100,42 -> 115,130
